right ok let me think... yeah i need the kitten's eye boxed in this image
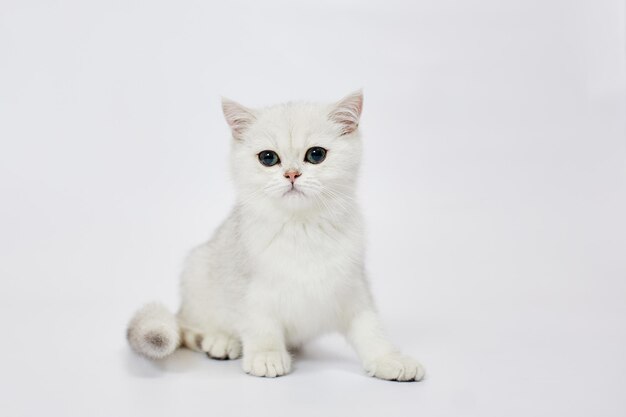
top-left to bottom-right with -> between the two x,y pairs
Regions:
305,147 -> 327,164
258,150 -> 280,167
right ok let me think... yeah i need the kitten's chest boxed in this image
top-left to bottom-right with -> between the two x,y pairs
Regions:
241,217 -> 364,340
248,219 -> 360,276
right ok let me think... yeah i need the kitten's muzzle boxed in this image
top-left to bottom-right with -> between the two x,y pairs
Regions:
284,170 -> 301,184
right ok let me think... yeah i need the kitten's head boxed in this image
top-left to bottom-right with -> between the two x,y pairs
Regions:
222,91 -> 363,213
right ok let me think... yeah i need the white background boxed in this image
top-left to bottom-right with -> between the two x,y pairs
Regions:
1,0 -> 625,416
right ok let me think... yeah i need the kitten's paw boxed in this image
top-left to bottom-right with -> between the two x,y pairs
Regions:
242,350 -> 292,378
200,333 -> 242,360
365,353 -> 425,382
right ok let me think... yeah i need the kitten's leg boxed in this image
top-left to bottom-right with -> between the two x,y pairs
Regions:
344,310 -> 425,382
180,327 -> 242,360
176,241 -> 243,360
240,318 -> 291,378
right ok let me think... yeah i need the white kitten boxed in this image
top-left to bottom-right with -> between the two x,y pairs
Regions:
127,91 -> 425,381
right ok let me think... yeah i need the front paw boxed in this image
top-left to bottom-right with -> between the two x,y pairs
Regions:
242,350 -> 292,378
365,353 -> 425,382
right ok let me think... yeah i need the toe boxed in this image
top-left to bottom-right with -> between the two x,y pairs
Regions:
200,336 -> 215,353
227,339 -> 242,359
209,338 -> 228,359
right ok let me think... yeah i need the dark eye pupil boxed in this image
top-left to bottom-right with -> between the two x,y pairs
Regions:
306,147 -> 326,164
259,151 -> 279,166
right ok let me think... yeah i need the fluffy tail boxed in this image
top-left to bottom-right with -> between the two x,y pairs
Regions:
127,302 -> 180,359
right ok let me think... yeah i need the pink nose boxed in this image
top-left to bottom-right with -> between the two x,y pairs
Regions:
284,170 -> 301,183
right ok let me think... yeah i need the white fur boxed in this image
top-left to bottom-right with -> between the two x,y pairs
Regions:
127,91 -> 424,381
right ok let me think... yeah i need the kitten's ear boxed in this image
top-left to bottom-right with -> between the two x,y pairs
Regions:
222,97 -> 256,140
329,90 -> 363,136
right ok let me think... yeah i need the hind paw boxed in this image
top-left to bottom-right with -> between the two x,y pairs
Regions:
199,333 -> 242,360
